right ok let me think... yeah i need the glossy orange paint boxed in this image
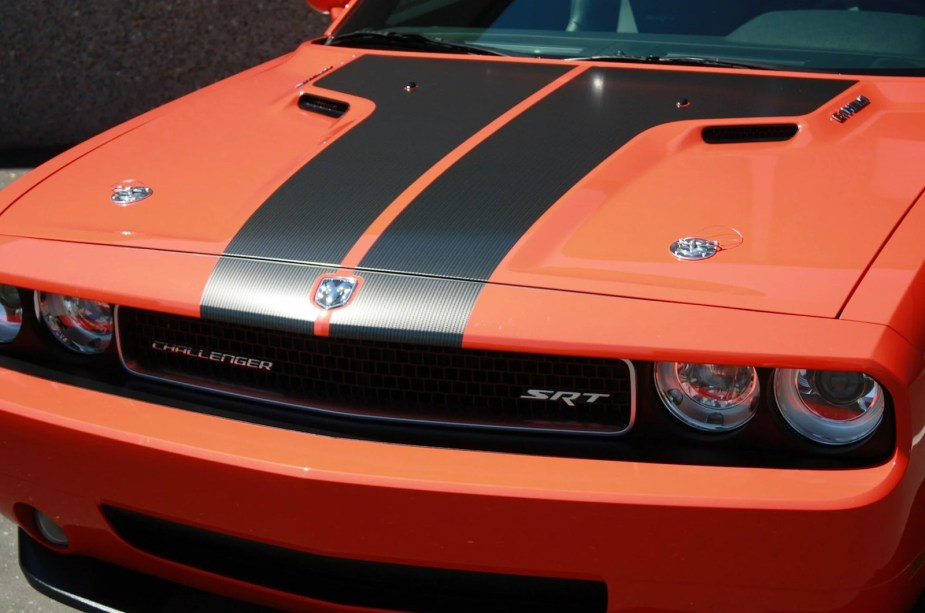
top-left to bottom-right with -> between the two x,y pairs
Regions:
0,36 -> 924,612
842,189 -> 925,352
4,49 -> 922,321
0,46 -> 373,257
0,258 -> 923,608
0,361 -> 920,612
488,77 -> 925,318
306,0 -> 350,17
0,237 -> 214,318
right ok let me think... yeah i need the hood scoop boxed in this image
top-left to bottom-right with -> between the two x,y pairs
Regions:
298,93 -> 349,118
702,123 -> 799,144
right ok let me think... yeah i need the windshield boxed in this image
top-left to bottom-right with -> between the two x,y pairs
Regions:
332,0 -> 925,75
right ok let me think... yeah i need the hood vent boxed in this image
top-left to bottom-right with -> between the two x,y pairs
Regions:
702,123 -> 798,144
298,93 -> 349,118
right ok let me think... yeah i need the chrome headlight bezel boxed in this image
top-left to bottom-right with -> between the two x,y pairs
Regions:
0,284 -> 23,344
773,368 -> 886,446
654,361 -> 760,433
34,292 -> 114,355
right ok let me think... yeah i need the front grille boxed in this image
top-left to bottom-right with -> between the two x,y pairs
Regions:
116,308 -> 634,435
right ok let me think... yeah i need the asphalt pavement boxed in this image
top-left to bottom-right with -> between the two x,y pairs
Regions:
0,168 -> 73,612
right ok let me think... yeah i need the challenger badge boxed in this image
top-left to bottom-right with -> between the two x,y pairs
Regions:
151,341 -> 273,372
314,276 -> 359,310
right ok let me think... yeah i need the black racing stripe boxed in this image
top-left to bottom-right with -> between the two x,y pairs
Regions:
329,273 -> 483,346
359,68 -> 855,280
201,259 -> 335,333
223,55 -> 570,265
201,260 -> 481,346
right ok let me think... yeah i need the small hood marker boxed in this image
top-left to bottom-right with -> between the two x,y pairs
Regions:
111,180 -> 153,205
670,227 -> 743,261
671,237 -> 719,260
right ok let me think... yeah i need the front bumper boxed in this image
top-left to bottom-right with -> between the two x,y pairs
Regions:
1,366 -> 923,612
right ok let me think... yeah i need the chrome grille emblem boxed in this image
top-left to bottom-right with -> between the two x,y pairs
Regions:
111,181 -> 153,205
314,276 -> 359,310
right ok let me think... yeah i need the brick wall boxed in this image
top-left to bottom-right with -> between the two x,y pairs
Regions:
0,0 -> 328,151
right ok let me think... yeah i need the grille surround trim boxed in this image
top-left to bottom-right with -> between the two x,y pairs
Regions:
115,307 -> 637,437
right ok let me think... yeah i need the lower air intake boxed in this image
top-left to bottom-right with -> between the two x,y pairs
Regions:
102,506 -> 609,613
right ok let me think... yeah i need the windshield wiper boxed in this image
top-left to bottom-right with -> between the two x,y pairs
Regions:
568,54 -> 775,70
325,31 -> 507,57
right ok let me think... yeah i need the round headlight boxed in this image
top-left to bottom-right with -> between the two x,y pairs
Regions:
654,362 -> 759,432
0,285 -> 23,344
35,292 -> 113,355
773,369 -> 884,445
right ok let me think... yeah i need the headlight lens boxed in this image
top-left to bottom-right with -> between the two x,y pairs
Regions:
773,369 -> 885,445
35,292 -> 113,355
0,285 -> 23,343
654,362 -> 759,432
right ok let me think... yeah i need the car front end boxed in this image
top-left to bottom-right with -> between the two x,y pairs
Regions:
1,0 -> 925,610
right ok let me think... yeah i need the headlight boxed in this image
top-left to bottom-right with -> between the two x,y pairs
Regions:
654,362 -> 759,432
773,369 -> 885,445
35,292 -> 113,355
0,285 -> 23,343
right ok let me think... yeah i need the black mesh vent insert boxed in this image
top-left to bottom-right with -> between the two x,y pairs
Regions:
702,123 -> 799,144
298,93 -> 349,118
117,308 -> 633,434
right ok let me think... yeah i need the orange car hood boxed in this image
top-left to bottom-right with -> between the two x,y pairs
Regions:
1,50 -> 923,318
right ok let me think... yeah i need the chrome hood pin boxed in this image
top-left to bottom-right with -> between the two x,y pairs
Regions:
111,180 -> 153,205
670,237 -> 720,261
670,227 -> 743,261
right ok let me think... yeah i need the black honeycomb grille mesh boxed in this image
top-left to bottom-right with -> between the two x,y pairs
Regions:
117,308 -> 633,434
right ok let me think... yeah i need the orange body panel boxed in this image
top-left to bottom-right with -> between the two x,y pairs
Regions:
487,78 -> 925,317
0,365 -> 922,612
842,190 -> 925,351
0,47 -> 371,256
1,13 -> 925,611
0,237 -> 215,318
4,55 -> 922,319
